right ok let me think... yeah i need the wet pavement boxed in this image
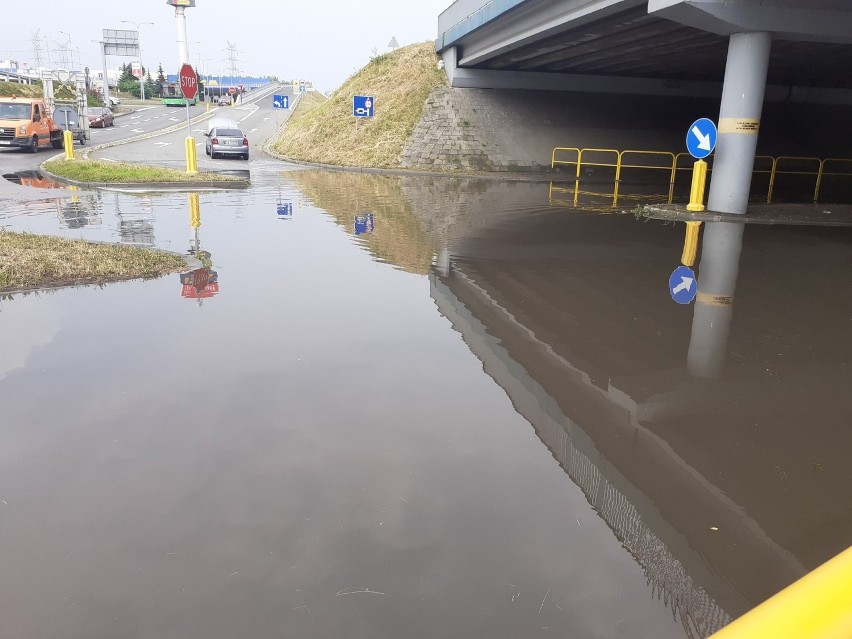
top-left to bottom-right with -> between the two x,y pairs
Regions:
0,170 -> 850,638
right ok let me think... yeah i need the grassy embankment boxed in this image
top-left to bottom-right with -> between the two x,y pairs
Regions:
272,42 -> 446,168
46,159 -> 240,183
0,230 -> 187,292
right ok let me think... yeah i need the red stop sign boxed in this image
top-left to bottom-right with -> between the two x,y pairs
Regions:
179,63 -> 198,99
228,87 -> 236,95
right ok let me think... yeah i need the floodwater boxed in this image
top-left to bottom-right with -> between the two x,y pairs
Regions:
0,169 -> 850,639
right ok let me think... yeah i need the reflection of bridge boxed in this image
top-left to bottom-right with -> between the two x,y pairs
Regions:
428,240 -> 836,633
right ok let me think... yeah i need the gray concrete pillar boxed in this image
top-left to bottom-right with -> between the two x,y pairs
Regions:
707,32 -> 772,215
687,222 -> 744,378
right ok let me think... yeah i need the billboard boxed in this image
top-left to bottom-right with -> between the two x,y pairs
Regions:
102,29 -> 140,57
166,0 -> 196,6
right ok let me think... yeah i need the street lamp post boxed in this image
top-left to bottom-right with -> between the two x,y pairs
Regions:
121,20 -> 154,102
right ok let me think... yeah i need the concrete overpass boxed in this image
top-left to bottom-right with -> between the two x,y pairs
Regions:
435,0 -> 852,264
436,0 -> 852,95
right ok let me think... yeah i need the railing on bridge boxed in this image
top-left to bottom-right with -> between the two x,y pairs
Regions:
550,147 -> 852,209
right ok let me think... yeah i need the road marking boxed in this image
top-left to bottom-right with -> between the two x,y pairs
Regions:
131,128 -> 144,133
120,124 -> 129,128
239,104 -> 260,122
130,115 -> 141,119
154,142 -> 172,147
169,117 -> 179,122
263,117 -> 270,121
249,128 -> 258,133
196,142 -> 204,147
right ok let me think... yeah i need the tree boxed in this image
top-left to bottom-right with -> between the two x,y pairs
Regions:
118,63 -> 134,83
144,70 -> 157,98
155,63 -> 166,97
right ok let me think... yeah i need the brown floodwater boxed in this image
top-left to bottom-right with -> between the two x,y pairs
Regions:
0,169 -> 849,639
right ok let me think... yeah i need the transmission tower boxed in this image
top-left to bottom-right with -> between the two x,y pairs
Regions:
31,30 -> 44,69
224,41 -> 241,86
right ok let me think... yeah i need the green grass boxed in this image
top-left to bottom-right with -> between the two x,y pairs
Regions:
272,42 -> 447,168
46,159 -> 241,183
0,230 -> 187,292
0,81 -> 76,100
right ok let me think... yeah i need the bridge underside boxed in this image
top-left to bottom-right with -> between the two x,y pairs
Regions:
437,1 -> 852,98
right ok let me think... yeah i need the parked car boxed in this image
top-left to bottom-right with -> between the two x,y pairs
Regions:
205,126 -> 249,160
108,96 -> 121,107
88,107 -> 114,128
217,94 -> 232,106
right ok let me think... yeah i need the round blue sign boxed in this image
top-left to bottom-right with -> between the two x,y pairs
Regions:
669,265 -> 697,304
686,118 -> 717,159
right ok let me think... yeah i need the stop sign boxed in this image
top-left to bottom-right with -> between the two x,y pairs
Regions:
179,63 -> 198,100
228,87 -> 236,95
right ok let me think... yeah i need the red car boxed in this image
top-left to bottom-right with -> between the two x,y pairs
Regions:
88,107 -> 114,128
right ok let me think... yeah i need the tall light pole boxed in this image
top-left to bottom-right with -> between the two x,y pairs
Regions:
121,20 -> 153,101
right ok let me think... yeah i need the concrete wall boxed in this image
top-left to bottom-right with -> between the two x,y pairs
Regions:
401,86 -> 852,173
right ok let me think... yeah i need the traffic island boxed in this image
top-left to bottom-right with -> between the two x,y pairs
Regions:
639,203 -> 852,227
41,158 -> 249,191
0,230 -> 190,294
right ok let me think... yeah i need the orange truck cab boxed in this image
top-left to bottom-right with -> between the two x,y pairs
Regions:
0,96 -> 64,152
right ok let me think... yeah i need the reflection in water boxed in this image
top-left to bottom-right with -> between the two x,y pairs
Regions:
688,222 -> 744,378
289,170 -> 439,274
3,170 -> 65,189
183,193 -> 219,303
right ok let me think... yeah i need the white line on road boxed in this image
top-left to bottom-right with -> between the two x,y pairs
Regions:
120,124 -> 129,128
131,128 -> 144,133
249,128 -> 258,133
262,117 -> 270,121
130,115 -> 141,120
169,117 -> 179,122
154,142 -> 172,147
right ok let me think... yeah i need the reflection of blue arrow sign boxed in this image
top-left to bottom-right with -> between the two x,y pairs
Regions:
686,118 -> 717,159
353,95 -> 374,118
277,202 -> 293,218
669,265 -> 697,304
273,95 -> 289,109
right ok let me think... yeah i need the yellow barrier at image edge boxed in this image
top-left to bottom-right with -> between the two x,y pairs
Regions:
709,546 -> 852,639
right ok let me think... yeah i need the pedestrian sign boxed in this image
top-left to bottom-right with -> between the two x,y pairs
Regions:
686,118 -> 717,159
354,213 -> 374,235
669,265 -> 697,304
273,95 -> 289,109
353,95 -> 374,118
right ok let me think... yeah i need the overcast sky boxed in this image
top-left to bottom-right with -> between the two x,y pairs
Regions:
2,0 -> 453,92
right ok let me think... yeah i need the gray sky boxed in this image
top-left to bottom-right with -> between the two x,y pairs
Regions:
2,0 -> 453,92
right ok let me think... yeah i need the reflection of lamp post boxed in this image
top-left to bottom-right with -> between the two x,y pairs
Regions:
121,20 -> 154,101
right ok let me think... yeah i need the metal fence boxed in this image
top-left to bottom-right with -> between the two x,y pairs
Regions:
550,147 -> 852,208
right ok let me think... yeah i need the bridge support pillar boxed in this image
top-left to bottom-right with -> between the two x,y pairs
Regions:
689,32 -> 770,378
706,32 -> 772,215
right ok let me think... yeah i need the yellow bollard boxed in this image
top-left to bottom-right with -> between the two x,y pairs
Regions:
63,130 -> 74,160
189,193 -> 201,228
709,546 -> 852,639
681,221 -> 702,267
686,159 -> 708,212
185,137 -> 198,175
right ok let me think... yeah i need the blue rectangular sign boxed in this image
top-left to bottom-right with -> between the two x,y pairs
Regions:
353,95 -> 374,118
272,95 -> 289,109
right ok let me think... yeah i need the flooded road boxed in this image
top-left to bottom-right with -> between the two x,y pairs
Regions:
0,170 -> 850,638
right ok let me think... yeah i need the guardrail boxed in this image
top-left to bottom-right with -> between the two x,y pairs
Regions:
550,147 -> 852,207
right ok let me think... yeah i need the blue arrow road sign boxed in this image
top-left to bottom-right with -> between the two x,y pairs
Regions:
353,95 -> 374,118
686,118 -> 717,159
272,95 -> 289,109
669,265 -> 697,304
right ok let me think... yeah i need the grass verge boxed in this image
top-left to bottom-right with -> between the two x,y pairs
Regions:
0,230 -> 187,292
272,42 -> 446,168
46,159 -> 240,183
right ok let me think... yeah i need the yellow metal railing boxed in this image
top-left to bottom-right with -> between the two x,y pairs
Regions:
551,147 -> 852,208
708,546 -> 852,639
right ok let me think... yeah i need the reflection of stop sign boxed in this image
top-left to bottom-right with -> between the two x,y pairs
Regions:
228,87 -> 236,95
179,63 -> 198,100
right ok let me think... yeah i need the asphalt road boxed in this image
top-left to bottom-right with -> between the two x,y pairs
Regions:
90,83 -> 291,171
0,83 -> 290,180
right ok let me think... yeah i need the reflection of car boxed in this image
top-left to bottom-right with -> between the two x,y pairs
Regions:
108,96 -> 121,107
217,94 -> 232,106
52,105 -> 86,144
205,127 -> 249,160
88,107 -> 114,128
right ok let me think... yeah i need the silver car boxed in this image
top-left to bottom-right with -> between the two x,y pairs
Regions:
205,126 -> 249,160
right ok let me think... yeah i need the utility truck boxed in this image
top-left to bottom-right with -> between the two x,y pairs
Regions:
0,96 -> 65,152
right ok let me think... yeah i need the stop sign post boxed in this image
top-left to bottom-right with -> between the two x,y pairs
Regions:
178,63 -> 198,175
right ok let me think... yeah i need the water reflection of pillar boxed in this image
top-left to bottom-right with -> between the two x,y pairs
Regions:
435,247 -> 451,277
189,192 -> 201,252
687,222 -> 744,379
